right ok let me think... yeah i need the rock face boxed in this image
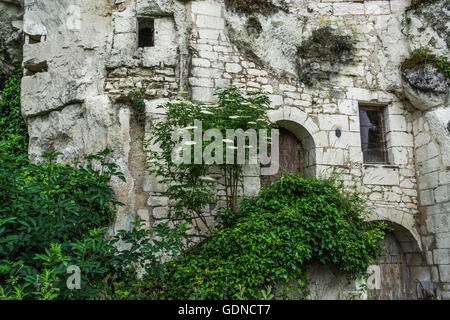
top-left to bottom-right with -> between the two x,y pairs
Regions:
0,0 -> 448,299
403,65 -> 448,94
402,64 -> 449,111
0,0 -> 24,89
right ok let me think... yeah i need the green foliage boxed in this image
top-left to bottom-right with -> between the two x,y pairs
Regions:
0,68 -> 26,138
0,68 -> 28,158
224,0 -> 289,16
0,70 -> 386,301
162,175 -> 386,299
0,147 -> 126,299
401,47 -> 450,79
109,217 -> 187,281
147,86 -> 273,234
0,69 -> 156,300
131,89 -> 146,115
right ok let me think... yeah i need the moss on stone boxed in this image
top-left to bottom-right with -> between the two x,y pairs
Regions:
295,27 -> 356,85
246,16 -> 263,36
407,0 -> 440,11
297,27 -> 355,63
402,48 -> 450,79
224,0 -> 289,16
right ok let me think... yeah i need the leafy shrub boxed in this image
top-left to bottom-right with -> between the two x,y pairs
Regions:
0,148 -> 127,299
131,89 -> 146,115
162,175 -> 386,299
0,68 -> 28,158
0,68 -> 27,138
0,66 -> 192,301
0,70 -> 125,300
147,86 -> 273,235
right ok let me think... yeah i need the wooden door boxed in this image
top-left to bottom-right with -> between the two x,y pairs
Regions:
376,232 -> 408,300
261,128 -> 302,187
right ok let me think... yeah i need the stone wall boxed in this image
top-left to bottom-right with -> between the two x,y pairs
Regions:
14,0 -> 450,299
404,2 -> 450,299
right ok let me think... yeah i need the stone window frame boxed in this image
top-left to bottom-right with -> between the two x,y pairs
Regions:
358,103 -> 390,165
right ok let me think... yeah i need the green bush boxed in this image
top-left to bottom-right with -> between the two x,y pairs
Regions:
0,69 -> 124,300
162,175 -> 386,299
0,68 -> 26,138
0,68 -> 28,158
0,67 -> 190,300
0,148 -> 127,299
0,70 -> 385,301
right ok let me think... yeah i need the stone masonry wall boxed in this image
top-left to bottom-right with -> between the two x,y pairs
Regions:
404,3 -> 450,299
185,0 -> 431,298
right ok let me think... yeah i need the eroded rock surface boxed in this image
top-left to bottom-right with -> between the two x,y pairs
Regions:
0,0 -> 23,89
403,65 -> 448,94
402,64 -> 449,111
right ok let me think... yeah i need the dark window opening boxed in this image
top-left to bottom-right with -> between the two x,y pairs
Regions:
24,60 -> 48,76
27,34 -> 46,44
359,106 -> 388,164
138,18 -> 155,48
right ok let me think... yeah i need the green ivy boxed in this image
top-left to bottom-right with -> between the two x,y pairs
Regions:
162,175 -> 386,299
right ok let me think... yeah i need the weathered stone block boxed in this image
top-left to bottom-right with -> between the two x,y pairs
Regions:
195,15 -> 225,30
153,207 -> 169,220
191,2 -> 222,17
333,3 -> 364,15
317,114 -> 349,131
363,166 -> 400,186
225,63 -> 242,73
365,1 -> 391,15
434,249 -> 450,264
439,265 -> 450,282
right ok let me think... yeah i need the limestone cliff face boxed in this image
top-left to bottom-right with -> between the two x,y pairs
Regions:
0,0 -> 449,299
0,0 -> 23,89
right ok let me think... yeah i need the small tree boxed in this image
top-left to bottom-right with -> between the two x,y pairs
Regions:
146,87 -> 274,237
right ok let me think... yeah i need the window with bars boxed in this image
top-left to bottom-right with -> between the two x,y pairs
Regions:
359,106 -> 389,164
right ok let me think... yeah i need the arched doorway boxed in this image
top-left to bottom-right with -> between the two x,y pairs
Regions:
366,222 -> 432,300
261,120 -> 316,186
261,128 -> 303,186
